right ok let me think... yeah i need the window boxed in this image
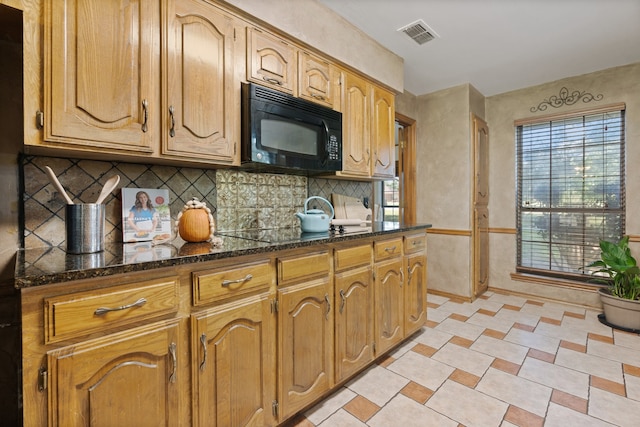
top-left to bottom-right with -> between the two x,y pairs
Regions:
516,105 -> 625,281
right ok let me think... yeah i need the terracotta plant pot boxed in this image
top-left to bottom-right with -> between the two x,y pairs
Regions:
599,288 -> 640,331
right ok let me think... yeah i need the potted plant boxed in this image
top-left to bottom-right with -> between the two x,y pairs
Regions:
587,236 -> 640,331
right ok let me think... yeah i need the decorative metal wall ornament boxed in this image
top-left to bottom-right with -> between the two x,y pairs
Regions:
530,87 -> 604,112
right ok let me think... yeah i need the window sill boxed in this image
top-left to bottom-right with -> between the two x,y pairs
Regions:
510,272 -> 603,293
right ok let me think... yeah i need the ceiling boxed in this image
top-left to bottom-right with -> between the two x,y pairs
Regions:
317,0 -> 640,97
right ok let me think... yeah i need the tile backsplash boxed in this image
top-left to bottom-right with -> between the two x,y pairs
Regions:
22,156 -> 371,249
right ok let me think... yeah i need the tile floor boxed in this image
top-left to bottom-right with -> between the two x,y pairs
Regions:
286,291 -> 640,427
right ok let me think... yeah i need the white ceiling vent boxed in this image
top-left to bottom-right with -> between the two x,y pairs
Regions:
397,19 -> 438,45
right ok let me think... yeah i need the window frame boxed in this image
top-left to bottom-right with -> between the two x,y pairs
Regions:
515,103 -> 626,282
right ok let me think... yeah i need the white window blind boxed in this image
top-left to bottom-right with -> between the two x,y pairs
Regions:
516,105 -> 625,280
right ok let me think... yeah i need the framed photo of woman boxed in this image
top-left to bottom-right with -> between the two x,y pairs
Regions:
122,188 -> 172,243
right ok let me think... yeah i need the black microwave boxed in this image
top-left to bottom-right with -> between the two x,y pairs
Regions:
241,83 -> 342,173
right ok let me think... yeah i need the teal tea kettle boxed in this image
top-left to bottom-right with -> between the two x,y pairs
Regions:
295,196 -> 335,233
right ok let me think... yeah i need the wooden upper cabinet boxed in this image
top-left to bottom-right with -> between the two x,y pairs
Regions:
371,86 -> 396,178
247,27 -> 296,94
45,0 -> 159,152
298,51 -> 337,109
164,0 -> 238,164
337,70 -> 371,178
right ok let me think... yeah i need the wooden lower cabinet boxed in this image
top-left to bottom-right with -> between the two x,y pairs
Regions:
277,276 -> 334,421
374,257 -> 405,355
334,244 -> 374,383
47,320 -> 182,427
405,252 -> 428,336
191,291 -> 277,427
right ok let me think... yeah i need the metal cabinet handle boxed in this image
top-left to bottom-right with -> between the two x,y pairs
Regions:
222,274 -> 253,287
339,289 -> 346,314
169,342 -> 177,383
262,76 -> 283,86
199,333 -> 207,372
141,99 -> 148,133
384,246 -> 397,253
325,293 -> 331,320
169,105 -> 175,137
94,297 -> 147,316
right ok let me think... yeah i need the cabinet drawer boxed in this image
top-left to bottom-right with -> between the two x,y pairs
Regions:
404,233 -> 426,254
193,260 -> 273,306
44,277 -> 179,344
335,244 -> 371,272
374,237 -> 403,261
278,251 -> 330,285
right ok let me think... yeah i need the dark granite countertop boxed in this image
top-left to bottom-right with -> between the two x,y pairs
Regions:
15,222 -> 431,289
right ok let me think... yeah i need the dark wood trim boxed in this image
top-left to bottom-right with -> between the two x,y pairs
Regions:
396,112 -> 416,224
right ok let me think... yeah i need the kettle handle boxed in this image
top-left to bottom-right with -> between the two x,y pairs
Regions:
304,196 -> 334,220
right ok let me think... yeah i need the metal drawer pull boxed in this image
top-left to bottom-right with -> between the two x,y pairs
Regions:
262,76 -> 283,86
169,105 -> 176,137
384,246 -> 397,253
339,289 -> 346,314
94,297 -> 147,316
141,99 -> 148,132
221,274 -> 253,287
325,293 -> 331,319
199,334 -> 207,372
169,342 -> 177,383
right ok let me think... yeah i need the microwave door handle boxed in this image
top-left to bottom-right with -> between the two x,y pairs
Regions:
321,120 -> 330,166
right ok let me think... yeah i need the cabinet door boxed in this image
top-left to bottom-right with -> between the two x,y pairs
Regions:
45,0 -> 159,152
405,252 -> 427,336
278,278 -> 333,420
192,292 -> 276,427
337,71 -> 371,178
374,257 -> 404,355
47,320 -> 181,427
298,51 -> 336,109
164,0 -> 238,164
247,27 -> 296,94
371,86 -> 396,178
334,266 -> 374,383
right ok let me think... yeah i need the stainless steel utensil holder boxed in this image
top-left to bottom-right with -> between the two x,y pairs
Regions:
66,204 -> 105,254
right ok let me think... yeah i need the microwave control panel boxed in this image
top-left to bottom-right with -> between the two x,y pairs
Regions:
328,134 -> 340,160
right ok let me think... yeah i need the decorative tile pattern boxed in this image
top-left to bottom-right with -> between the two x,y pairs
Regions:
22,156 -> 370,248
295,291 -> 640,426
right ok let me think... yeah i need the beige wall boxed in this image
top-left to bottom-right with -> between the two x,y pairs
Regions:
485,62 -> 640,307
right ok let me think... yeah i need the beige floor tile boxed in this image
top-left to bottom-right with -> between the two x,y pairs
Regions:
413,327 -> 453,349
562,312 -> 613,337
368,394 -> 458,427
438,300 -> 479,317
494,308 -> 541,328
504,327 -> 560,354
487,293 -> 528,307
624,372 -> 640,401
435,317 -> 485,341
426,380 -> 509,427
303,387 -> 357,425
545,402 -> 617,427
613,330 -> 640,350
317,409 -> 367,427
588,339 -> 640,366
428,307 -> 453,323
519,357 -> 590,399
432,342 -> 494,377
345,365 -> 409,407
470,334 -> 529,365
476,367 -> 552,416
467,312 -> 514,333
426,293 -> 450,305
534,322 -> 589,345
589,386 -> 640,426
520,303 -> 566,320
387,349 -> 454,390
554,347 -> 624,383
469,297 -> 504,313
544,301 -> 587,316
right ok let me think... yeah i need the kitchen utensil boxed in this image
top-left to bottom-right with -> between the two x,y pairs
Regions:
95,175 -> 120,204
295,196 -> 334,233
66,203 -> 105,253
44,166 -> 74,205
